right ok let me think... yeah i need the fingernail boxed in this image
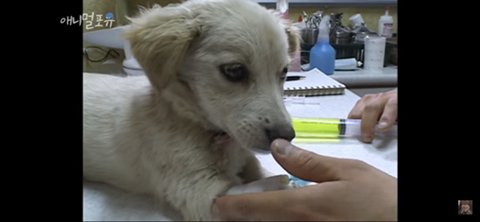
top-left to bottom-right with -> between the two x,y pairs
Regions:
272,139 -> 292,157
378,121 -> 389,129
362,134 -> 373,143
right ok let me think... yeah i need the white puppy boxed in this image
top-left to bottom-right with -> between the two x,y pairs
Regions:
83,0 -> 300,220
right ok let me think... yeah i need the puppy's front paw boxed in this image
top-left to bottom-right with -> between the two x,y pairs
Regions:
226,174 -> 291,195
238,156 -> 264,183
173,179 -> 235,221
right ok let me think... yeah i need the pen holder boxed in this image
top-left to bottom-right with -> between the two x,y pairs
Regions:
301,28 -> 319,45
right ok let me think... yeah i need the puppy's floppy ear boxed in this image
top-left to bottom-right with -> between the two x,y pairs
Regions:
268,10 -> 302,59
283,20 -> 301,59
124,5 -> 199,91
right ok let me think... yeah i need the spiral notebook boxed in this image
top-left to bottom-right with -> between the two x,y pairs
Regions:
284,68 -> 346,96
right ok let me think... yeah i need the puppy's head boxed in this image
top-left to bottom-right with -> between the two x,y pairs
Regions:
125,0 -> 300,152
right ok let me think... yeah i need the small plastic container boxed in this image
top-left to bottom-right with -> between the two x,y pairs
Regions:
378,7 -> 394,38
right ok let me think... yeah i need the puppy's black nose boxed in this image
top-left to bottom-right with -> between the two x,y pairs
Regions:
266,125 -> 296,143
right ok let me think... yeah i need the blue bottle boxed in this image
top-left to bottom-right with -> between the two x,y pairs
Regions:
309,16 -> 336,75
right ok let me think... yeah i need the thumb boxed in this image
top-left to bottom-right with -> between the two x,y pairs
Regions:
270,139 -> 346,183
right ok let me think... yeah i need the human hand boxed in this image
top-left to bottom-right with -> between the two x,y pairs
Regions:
348,88 -> 398,143
213,139 -> 398,221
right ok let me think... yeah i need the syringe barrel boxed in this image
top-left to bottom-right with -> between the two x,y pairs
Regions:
292,118 -> 397,138
343,119 -> 397,137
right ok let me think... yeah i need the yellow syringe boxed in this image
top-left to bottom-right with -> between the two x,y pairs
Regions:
292,117 -> 397,142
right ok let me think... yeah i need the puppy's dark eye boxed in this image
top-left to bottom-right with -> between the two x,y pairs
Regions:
220,64 -> 248,82
280,67 -> 288,80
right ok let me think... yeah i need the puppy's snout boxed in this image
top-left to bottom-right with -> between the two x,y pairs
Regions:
265,125 -> 296,143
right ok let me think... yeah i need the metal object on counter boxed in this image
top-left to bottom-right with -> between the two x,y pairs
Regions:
353,32 -> 379,44
302,11 -> 308,26
351,23 -> 377,44
300,11 -> 323,45
301,28 -> 319,45
333,28 -> 351,44
308,16 -> 320,29
329,12 -> 352,44
303,11 -> 322,29
312,11 -> 323,20
329,12 -> 343,33
345,13 -> 378,44
301,11 -> 380,45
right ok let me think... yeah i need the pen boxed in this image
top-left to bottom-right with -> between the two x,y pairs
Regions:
286,76 -> 305,81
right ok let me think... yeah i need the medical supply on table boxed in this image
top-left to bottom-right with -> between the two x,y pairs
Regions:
225,175 -> 315,196
289,175 -> 316,187
304,58 -> 362,71
284,96 -> 321,105
309,15 -> 335,75
349,14 -> 365,28
292,117 -> 397,139
378,7 -> 394,38
335,58 -> 358,71
363,36 -> 387,74
225,175 -> 291,195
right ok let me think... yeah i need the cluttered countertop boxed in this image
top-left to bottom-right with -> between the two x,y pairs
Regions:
301,63 -> 398,87
331,66 -> 397,87
296,8 -> 398,88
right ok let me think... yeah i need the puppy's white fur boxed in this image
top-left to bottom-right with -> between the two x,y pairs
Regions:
83,0 -> 300,220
